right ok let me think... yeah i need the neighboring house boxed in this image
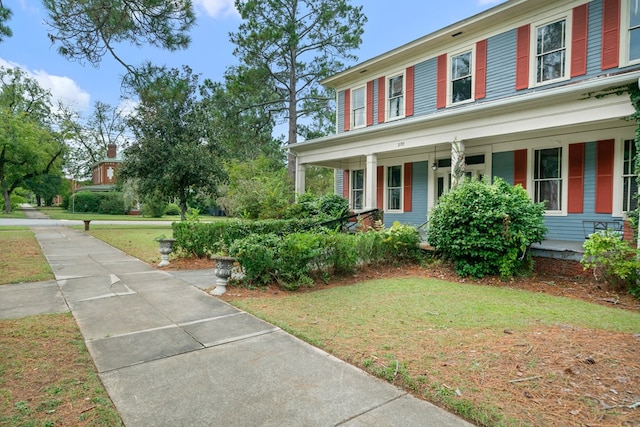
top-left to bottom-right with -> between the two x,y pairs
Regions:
289,0 -> 640,250
90,144 -> 122,191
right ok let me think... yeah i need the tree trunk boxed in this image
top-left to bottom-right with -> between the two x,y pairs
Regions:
0,169 -> 11,214
287,37 -> 298,185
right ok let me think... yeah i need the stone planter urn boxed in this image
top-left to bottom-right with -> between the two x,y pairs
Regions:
157,238 -> 176,267
210,255 -> 235,296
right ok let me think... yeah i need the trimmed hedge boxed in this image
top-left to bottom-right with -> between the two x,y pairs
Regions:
67,191 -> 126,214
171,218 -> 329,257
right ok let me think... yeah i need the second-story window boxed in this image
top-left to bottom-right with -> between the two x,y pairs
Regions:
388,74 -> 404,119
536,19 -> 567,83
352,86 -> 365,128
628,0 -> 640,62
451,51 -> 472,103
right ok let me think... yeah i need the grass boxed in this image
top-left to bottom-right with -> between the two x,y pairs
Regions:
87,225 -> 174,264
0,229 -> 54,285
0,313 -> 123,426
37,206 -> 183,222
231,278 -> 640,335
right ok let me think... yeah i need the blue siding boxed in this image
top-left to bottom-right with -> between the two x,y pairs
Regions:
413,58 -> 437,116
544,142 -> 622,241
485,29 -> 517,101
491,152 -> 514,184
373,78 -> 380,125
384,161 -> 428,227
586,0 -> 603,77
336,169 -> 344,196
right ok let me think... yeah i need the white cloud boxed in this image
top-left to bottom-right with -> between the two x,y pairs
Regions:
194,0 -> 239,18
0,57 -> 91,112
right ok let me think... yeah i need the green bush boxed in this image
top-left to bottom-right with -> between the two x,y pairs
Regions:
98,192 -> 126,214
165,203 -> 181,216
228,225 -> 423,291
581,230 -> 640,297
142,194 -> 167,218
72,191 -> 100,213
283,192 -> 349,220
427,177 -> 546,278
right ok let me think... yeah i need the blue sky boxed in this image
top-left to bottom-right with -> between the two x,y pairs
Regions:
1,0 -> 505,116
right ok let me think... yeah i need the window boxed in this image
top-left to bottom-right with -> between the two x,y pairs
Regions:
451,51 -> 472,103
628,0 -> 640,62
352,86 -> 365,128
535,19 -> 567,83
388,74 -> 404,119
623,139 -> 638,212
387,165 -> 402,210
534,148 -> 563,211
351,169 -> 364,210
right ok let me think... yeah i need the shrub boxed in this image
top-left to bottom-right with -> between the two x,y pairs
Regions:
165,203 -> 181,216
581,230 -> 640,297
98,192 -> 126,214
72,191 -> 100,213
142,194 -> 167,218
427,177 -> 546,278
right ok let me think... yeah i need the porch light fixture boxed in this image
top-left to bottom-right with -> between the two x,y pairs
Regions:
431,162 -> 438,171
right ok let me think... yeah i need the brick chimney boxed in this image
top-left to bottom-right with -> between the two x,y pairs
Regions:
107,144 -> 117,159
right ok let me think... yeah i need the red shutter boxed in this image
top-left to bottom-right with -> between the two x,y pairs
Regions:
376,166 -> 384,210
436,54 -> 447,109
366,81 -> 374,126
475,39 -> 487,100
568,143 -> 585,213
342,170 -> 350,199
403,163 -> 413,212
377,76 -> 386,123
571,4 -> 589,77
514,149 -> 527,188
595,139 -> 615,213
602,0 -> 620,70
516,25 -> 530,90
343,89 -> 351,132
405,66 -> 415,117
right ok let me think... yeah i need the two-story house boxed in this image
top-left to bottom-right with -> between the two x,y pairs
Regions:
289,0 -> 640,250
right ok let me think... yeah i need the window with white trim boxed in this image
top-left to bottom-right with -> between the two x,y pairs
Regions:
387,165 -> 402,210
534,147 -> 563,211
535,19 -> 567,83
387,74 -> 404,119
623,139 -> 638,212
622,0 -> 640,64
451,50 -> 473,103
351,86 -> 365,128
351,169 -> 364,210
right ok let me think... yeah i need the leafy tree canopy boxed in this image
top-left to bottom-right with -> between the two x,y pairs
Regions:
0,66 -> 66,213
119,65 -> 226,220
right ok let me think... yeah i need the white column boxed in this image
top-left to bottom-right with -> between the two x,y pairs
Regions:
451,139 -> 466,188
365,154 -> 377,210
295,161 -> 306,196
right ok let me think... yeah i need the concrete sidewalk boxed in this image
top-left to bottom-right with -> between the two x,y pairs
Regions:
3,221 -> 473,426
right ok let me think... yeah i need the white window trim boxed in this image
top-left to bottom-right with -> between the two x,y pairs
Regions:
447,46 -> 476,107
384,164 -> 404,213
527,144 -> 569,216
351,85 -> 366,129
386,73 -> 406,122
529,13 -> 573,88
620,0 -> 640,67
